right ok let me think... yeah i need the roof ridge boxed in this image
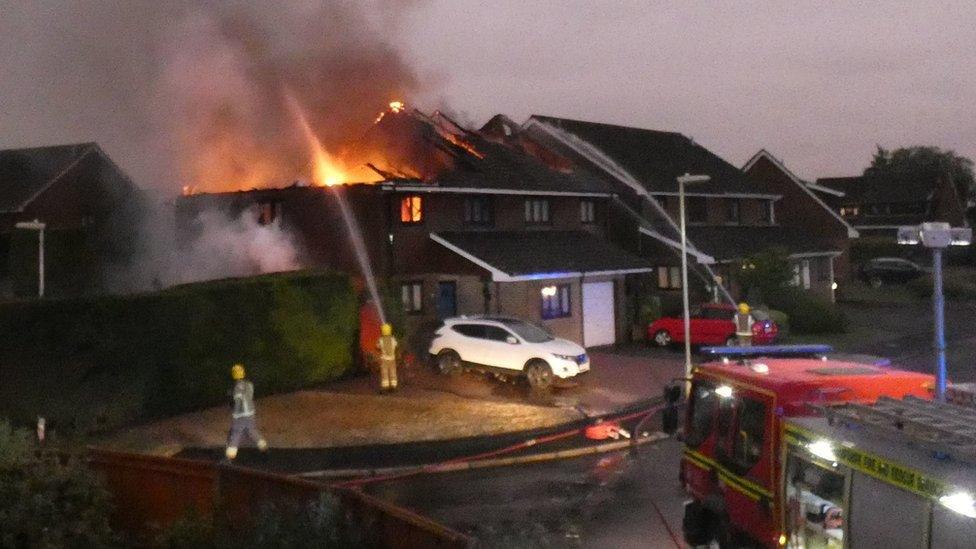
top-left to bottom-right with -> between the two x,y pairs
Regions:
527,115 -> 686,138
0,141 -> 99,154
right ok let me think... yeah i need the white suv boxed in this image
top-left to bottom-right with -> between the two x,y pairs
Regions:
429,316 -> 590,389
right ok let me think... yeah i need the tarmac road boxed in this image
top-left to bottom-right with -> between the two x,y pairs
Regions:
364,438 -> 687,549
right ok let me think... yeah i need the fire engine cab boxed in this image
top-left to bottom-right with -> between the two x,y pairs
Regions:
676,345 -> 933,547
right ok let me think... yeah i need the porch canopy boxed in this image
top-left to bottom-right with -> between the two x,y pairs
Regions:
430,230 -> 654,282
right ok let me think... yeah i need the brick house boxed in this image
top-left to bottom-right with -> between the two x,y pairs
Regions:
481,116 -> 844,302
177,110 -> 654,348
742,149 -> 860,282
811,172 -> 966,237
0,142 -> 140,297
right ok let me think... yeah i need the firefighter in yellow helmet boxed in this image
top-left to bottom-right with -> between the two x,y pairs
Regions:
376,323 -> 399,392
225,364 -> 268,460
734,302 -> 754,347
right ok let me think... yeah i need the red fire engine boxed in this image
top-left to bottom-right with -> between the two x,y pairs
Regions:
673,345 -> 933,547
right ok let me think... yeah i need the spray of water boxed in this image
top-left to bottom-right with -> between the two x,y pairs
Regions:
285,92 -> 387,324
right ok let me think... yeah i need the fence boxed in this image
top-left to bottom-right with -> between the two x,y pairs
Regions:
88,449 -> 474,548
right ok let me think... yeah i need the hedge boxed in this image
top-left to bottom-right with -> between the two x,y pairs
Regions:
0,271 -> 357,434
767,288 -> 846,335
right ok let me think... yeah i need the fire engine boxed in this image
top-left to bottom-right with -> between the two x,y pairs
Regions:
672,345 -> 934,547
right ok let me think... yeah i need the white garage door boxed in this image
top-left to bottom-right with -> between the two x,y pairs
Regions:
582,281 -> 615,347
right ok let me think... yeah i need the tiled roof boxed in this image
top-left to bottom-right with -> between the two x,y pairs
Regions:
523,116 -> 764,196
0,143 -> 97,212
432,230 -> 653,279
816,174 -> 938,205
686,225 -> 840,262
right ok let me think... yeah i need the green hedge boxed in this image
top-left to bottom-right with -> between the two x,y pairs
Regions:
0,271 -> 357,434
768,288 -> 846,334
907,270 -> 976,300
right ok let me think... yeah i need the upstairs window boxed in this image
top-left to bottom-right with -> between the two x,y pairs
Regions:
540,284 -> 571,319
726,199 -> 740,224
525,199 -> 551,224
401,281 -> 423,313
257,200 -> 280,225
580,199 -> 596,223
464,196 -> 493,226
400,195 -> 423,224
760,199 -> 774,224
840,206 -> 860,218
687,197 -> 708,223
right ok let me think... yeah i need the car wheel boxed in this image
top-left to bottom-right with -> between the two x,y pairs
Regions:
436,350 -> 462,376
725,335 -> 737,346
653,330 -> 672,347
525,360 -> 554,390
869,276 -> 883,288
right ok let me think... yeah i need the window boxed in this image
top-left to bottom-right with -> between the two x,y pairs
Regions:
726,199 -> 740,224
400,195 -> 423,224
540,284 -> 571,319
785,454 -> 847,547
685,381 -> 718,447
401,281 -> 423,313
580,199 -> 596,223
657,266 -> 682,289
500,319 -> 554,343
257,201 -> 280,225
701,307 -> 735,321
452,324 -> 486,338
840,206 -> 860,218
731,397 -> 767,471
793,260 -> 811,289
484,326 -> 514,342
760,200 -> 774,224
464,196 -> 493,226
524,199 -> 550,224
687,197 -> 708,223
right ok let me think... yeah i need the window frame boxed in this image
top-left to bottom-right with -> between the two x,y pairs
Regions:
580,199 -> 596,224
464,195 -> 494,226
760,199 -> 775,225
524,198 -> 552,225
399,194 -> 424,225
726,198 -> 740,224
656,266 -> 683,290
540,284 -> 571,319
400,281 -> 423,314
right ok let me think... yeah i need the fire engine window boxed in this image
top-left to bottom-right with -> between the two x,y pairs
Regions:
731,397 -> 766,471
686,381 -> 718,447
400,195 -> 423,224
785,455 -> 846,548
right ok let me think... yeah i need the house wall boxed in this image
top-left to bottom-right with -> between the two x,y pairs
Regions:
744,155 -> 854,281
658,195 -> 774,227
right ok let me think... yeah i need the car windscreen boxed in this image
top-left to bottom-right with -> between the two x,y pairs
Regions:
501,320 -> 554,343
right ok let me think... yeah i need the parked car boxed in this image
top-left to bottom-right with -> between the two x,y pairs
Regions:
428,316 -> 589,389
647,303 -> 778,347
858,257 -> 927,287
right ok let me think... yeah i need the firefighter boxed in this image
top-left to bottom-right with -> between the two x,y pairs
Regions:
225,363 -> 268,460
734,302 -> 755,346
376,323 -> 398,392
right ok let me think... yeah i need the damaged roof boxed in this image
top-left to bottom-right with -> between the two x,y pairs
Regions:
521,116 -> 764,196
431,230 -> 654,281
0,143 -> 98,213
686,225 -> 841,262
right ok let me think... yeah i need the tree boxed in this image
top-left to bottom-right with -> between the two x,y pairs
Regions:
865,146 -> 975,201
734,247 -> 794,304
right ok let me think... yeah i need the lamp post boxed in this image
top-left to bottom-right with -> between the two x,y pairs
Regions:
677,173 -> 711,385
15,219 -> 46,298
898,222 -> 972,400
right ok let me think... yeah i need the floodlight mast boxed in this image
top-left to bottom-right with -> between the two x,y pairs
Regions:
899,222 -> 973,400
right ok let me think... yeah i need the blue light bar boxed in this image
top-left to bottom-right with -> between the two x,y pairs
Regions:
700,344 -> 833,358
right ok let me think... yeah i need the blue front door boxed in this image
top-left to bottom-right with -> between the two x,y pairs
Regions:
437,281 -> 457,320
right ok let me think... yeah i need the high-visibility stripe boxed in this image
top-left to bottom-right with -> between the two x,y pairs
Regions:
784,423 -> 951,502
683,448 -> 772,501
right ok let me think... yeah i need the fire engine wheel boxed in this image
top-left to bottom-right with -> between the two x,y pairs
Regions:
525,360 -> 554,390
436,350 -> 462,376
653,330 -> 672,347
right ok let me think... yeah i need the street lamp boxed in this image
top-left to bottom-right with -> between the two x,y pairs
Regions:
898,222 -> 972,400
677,173 -> 711,384
15,219 -> 46,298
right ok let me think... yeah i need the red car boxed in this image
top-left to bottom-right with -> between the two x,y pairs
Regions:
647,303 -> 778,347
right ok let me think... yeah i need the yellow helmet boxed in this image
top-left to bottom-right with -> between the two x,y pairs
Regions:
381,323 -> 393,336
738,302 -> 750,314
231,364 -> 245,380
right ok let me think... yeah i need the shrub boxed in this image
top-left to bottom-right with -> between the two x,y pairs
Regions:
765,308 -> 790,337
768,288 -> 846,334
0,271 -> 357,433
0,420 -> 117,548
907,271 -> 976,301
